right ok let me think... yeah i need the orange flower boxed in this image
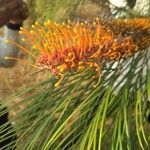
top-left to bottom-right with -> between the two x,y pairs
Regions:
10,18 -> 150,87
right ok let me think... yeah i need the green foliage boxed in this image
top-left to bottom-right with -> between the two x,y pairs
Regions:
1,48 -> 150,149
27,0 -> 85,22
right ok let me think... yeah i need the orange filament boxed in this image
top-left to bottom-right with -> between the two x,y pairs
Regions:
5,40 -> 37,59
5,57 -> 38,68
18,18 -> 150,87
54,73 -> 64,87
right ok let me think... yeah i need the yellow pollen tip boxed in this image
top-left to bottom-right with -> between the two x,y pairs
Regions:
35,22 -> 39,25
31,25 -> 35,28
81,22 -> 84,26
20,27 -> 23,30
32,45 -> 36,49
19,31 -> 23,34
68,53 -> 73,57
59,67 -> 65,72
78,62 -> 83,65
78,66 -> 85,70
55,82 -> 59,87
54,22 -> 57,25
84,20 -> 88,24
93,22 -> 96,26
21,38 -> 26,42
57,64 -> 67,72
73,28 -> 77,33
44,44 -> 48,48
65,59 -> 70,62
30,30 -> 34,34
5,40 -> 9,43
47,20 -> 51,24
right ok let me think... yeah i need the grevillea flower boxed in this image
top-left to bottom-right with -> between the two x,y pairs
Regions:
7,18 -> 150,87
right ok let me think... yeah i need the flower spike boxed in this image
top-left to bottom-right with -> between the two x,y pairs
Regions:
18,18 -> 150,87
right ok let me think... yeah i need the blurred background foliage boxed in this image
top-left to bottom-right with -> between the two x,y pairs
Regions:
27,0 -> 110,22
